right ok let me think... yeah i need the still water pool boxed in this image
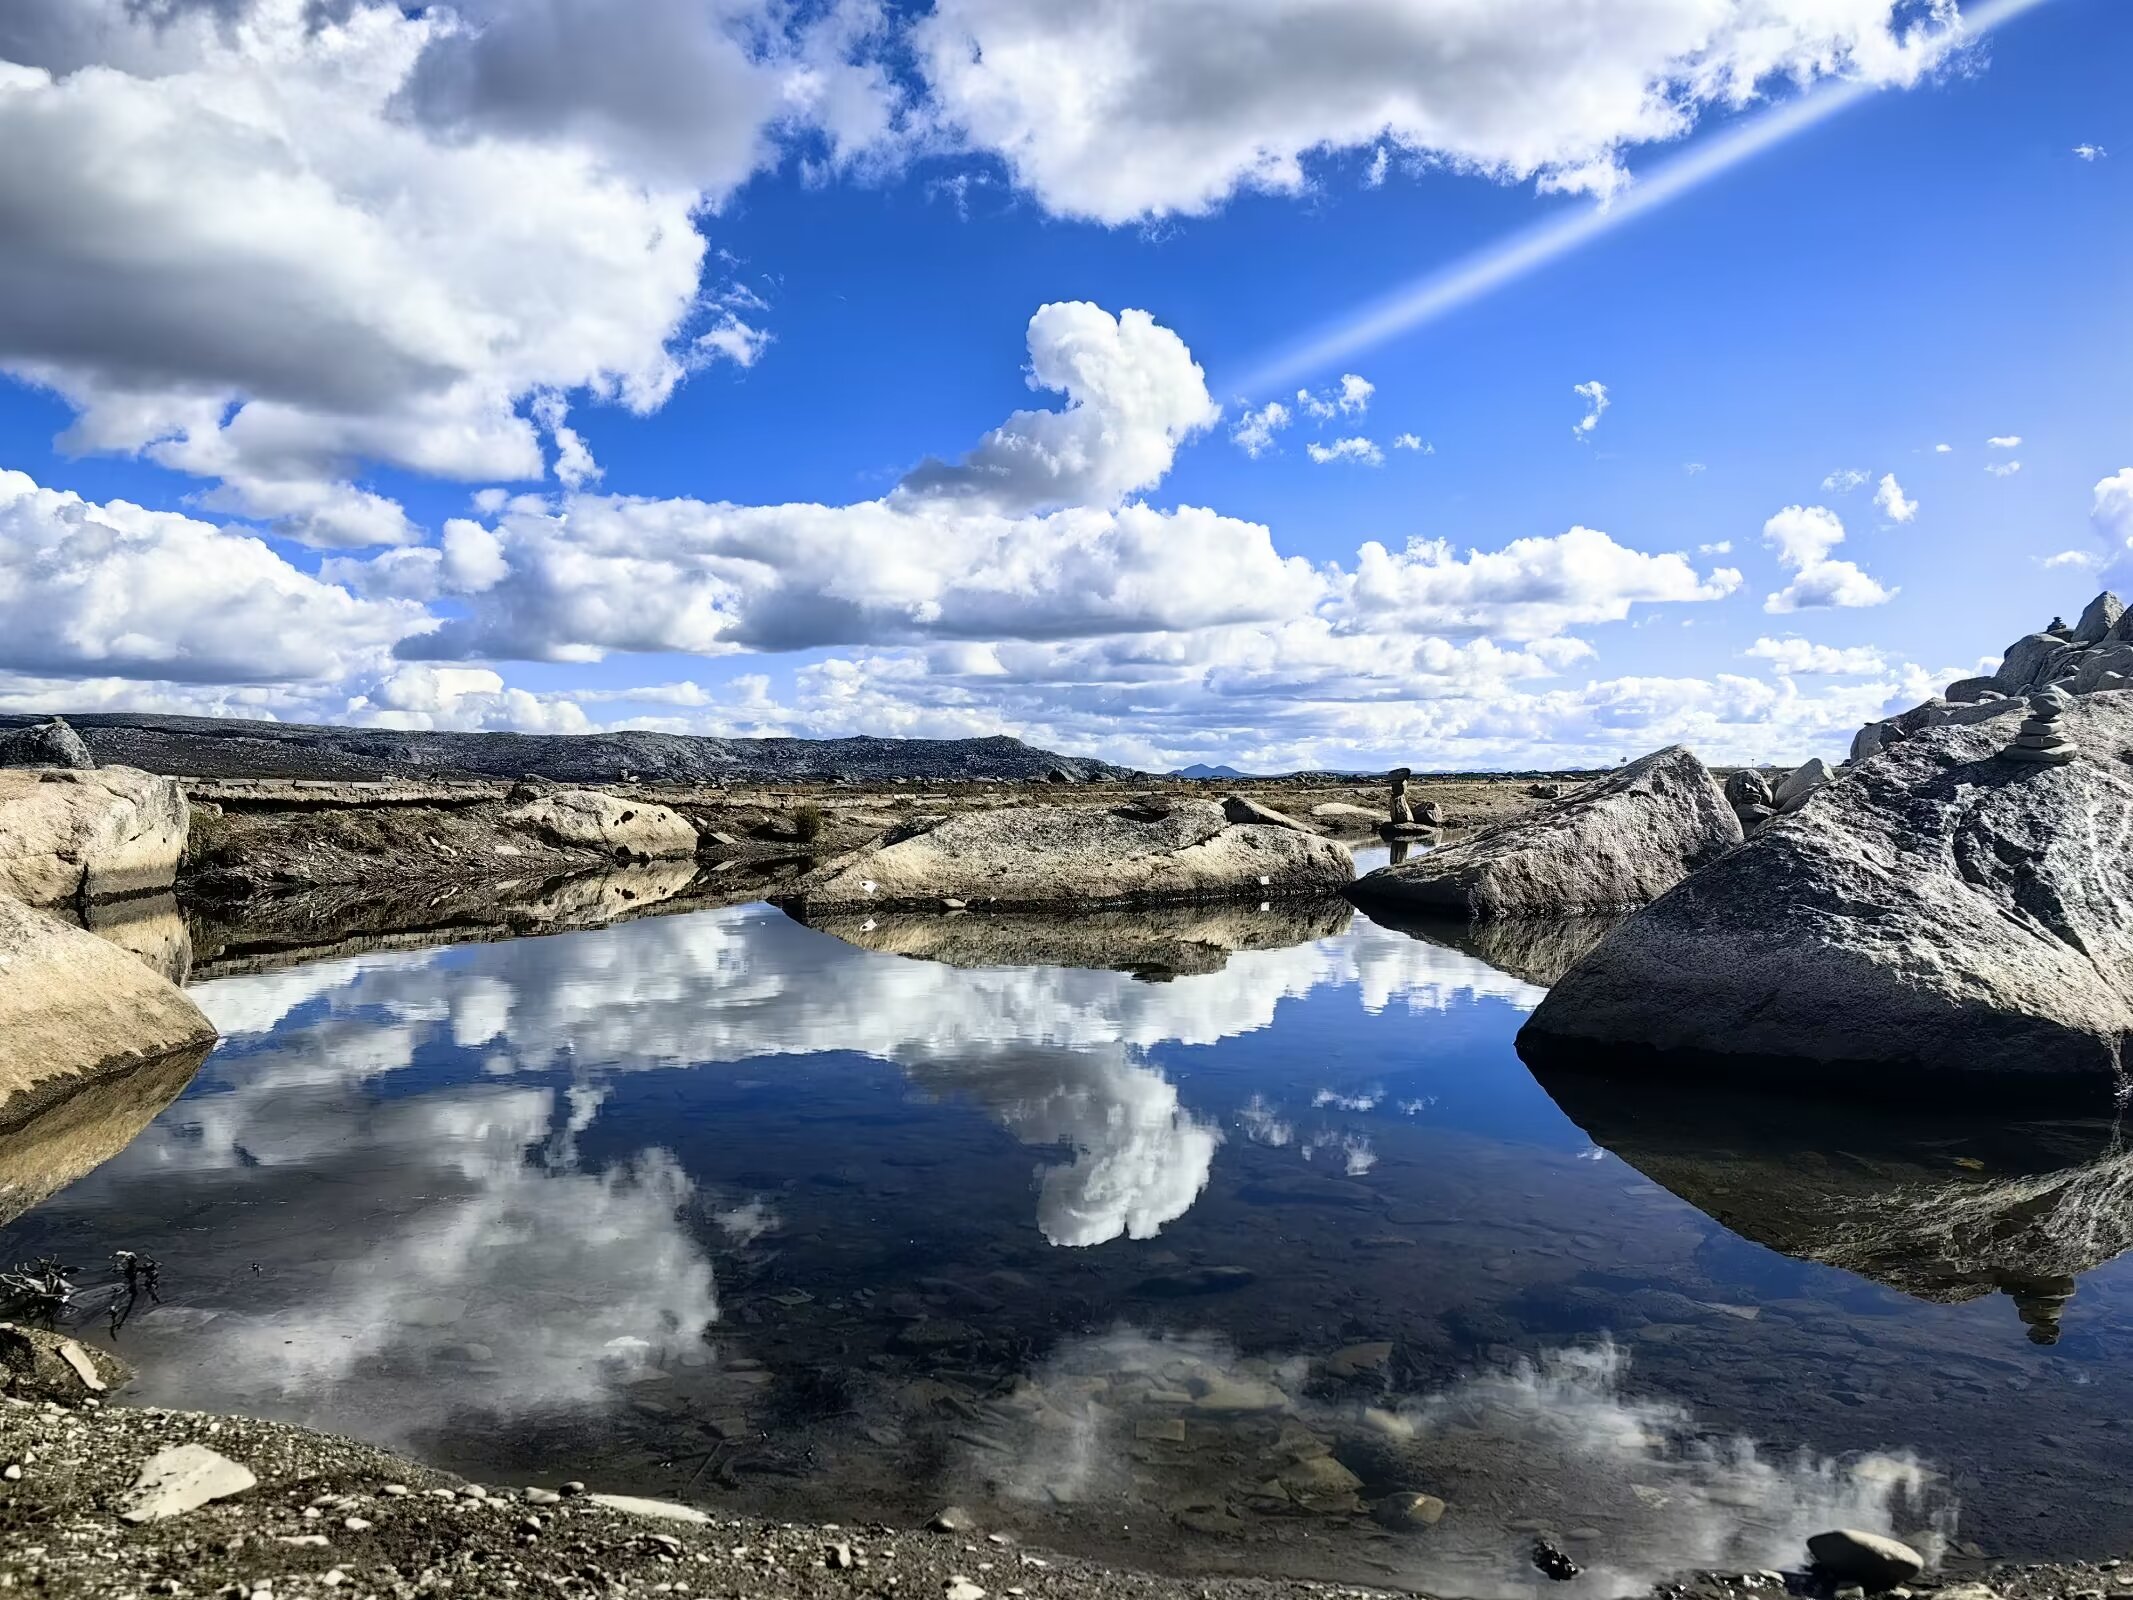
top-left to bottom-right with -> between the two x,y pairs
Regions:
6,853 -> 2133,1596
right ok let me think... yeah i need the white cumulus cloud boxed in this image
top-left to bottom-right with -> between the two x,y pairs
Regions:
1572,379 -> 1610,438
1307,436 -> 1385,466
1761,504 -> 1895,613
1873,473 -> 1917,523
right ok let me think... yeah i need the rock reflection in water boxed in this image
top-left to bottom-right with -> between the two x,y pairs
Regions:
0,1043 -> 210,1226
185,858 -> 798,980
1529,1059 -> 2133,1344
1353,904 -> 1623,987
52,892 -> 193,983
795,896 -> 1353,978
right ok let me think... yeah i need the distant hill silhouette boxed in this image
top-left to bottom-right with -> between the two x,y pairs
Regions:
1172,762 -> 1249,779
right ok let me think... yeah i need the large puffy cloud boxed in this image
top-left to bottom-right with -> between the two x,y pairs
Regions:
912,0 -> 1966,224
1761,504 -> 1895,613
897,303 -> 1220,513
0,0 -> 871,546
1343,527 -> 1740,641
0,467 -> 426,682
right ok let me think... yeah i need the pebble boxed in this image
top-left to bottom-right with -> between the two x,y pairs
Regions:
945,1580 -> 987,1600
342,1515 -> 371,1532
462,1484 -> 489,1499
524,1486 -> 562,1505
380,1483 -> 410,1497
828,1543 -> 855,1569
930,1507 -> 975,1534
561,1479 -> 587,1496
2,1465 -> 19,1482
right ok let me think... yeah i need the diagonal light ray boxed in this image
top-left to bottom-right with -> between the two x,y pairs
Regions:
1225,0 -> 2055,397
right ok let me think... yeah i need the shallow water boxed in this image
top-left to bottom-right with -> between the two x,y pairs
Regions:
7,852 -> 2133,1596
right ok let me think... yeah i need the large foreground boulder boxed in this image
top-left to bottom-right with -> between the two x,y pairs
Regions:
1344,746 -> 1739,917
1524,692 -> 2133,1104
0,897 -> 218,1116
0,766 -> 189,905
504,789 -> 698,861
779,799 -> 1354,913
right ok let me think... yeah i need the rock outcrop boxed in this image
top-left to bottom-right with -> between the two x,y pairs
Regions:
1852,590 -> 2133,759
0,897 -> 218,1115
504,789 -> 698,861
1344,746 -> 1739,918
778,799 -> 1354,913
0,717 -> 94,769
1524,692 -> 2133,1105
0,766 -> 189,906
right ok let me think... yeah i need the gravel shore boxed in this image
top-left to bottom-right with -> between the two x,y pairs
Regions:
4,1388 -> 2127,1600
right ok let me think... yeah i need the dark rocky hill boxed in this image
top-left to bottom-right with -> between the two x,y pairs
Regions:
0,713 -> 1137,784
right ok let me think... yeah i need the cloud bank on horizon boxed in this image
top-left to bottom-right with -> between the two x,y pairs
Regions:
0,0 -> 2120,772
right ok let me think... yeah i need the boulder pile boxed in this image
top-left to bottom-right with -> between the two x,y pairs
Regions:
1850,590 -> 2132,760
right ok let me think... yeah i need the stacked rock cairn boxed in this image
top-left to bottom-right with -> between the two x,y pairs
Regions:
2003,693 -> 2076,765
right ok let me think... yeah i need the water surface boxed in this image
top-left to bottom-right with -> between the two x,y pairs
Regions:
6,854 -> 2133,1596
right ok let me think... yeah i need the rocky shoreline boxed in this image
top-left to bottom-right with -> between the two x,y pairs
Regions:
0,1376 -> 2118,1600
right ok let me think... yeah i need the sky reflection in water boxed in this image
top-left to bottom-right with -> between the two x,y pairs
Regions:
6,874 -> 2133,1596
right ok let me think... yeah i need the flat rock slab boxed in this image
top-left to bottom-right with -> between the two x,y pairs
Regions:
782,799 -> 1353,912
506,790 -> 697,861
118,1444 -> 257,1522
587,1493 -> 712,1524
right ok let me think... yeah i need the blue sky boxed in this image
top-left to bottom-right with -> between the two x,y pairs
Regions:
0,0 -> 2127,771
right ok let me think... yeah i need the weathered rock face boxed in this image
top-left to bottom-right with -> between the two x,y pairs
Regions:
779,799 -> 1354,913
1524,692 -> 2133,1105
504,789 -> 698,861
1772,757 -> 1835,812
0,717 -> 93,769
0,766 -> 189,906
1344,746 -> 1740,918
0,897 -> 218,1115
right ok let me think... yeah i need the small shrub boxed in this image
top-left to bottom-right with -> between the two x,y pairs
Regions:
791,803 -> 825,843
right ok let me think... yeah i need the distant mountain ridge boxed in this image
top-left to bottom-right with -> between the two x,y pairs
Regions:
0,713 -> 1139,785
1172,762 -> 1249,779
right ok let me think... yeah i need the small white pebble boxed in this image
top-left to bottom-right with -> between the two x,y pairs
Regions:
2,1465 -> 20,1482
343,1515 -> 372,1532
323,1571 -> 346,1589
380,1483 -> 409,1497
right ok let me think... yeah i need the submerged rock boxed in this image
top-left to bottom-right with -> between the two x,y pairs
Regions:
1353,905 -> 1623,988
1345,746 -> 1739,917
0,765 -> 189,905
779,799 -> 1354,913
0,897 -> 217,1113
1524,692 -> 2133,1104
505,789 -> 698,861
